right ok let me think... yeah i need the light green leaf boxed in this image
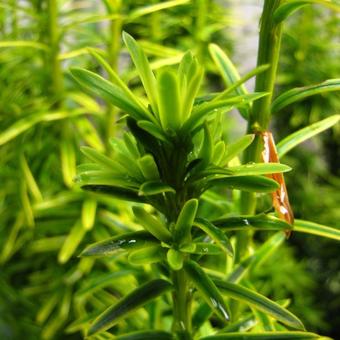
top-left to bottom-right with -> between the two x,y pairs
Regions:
137,120 -> 170,142
157,69 -> 182,131
123,32 -> 159,116
80,231 -> 158,257
272,79 -> 340,113
139,181 -> 175,196
20,154 -> 42,202
128,246 -> 165,265
214,64 -> 270,102
127,0 -> 190,21
60,137 -> 76,188
184,260 -> 230,321
294,219 -> 340,241
70,68 -> 151,121
0,40 -> 48,50
222,134 -> 255,164
194,218 -> 233,256
80,146 -> 123,172
182,93 -> 268,133
88,279 -> 172,335
75,118 -> 105,152
209,43 -> 249,119
277,115 -> 340,158
81,198 -> 97,230
227,163 -> 291,176
214,281 -> 304,330
201,331 -> 321,340
138,155 -> 160,180
88,48 -> 151,120
183,243 -> 222,255
178,52 -> 204,120
133,207 -> 172,243
58,220 -> 87,264
76,271 -> 134,298
174,199 -> 198,245
0,114 -> 43,146
167,248 -> 184,270
274,0 -> 340,24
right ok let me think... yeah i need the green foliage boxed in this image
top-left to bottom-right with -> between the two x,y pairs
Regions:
0,1 -> 339,339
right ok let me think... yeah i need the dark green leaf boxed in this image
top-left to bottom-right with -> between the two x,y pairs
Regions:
208,175 -> 280,193
184,260 -> 230,321
80,231 -> 158,257
201,332 -> 321,339
116,330 -> 174,340
88,279 -> 172,335
228,232 -> 285,283
214,214 -> 292,232
214,280 -> 304,330
194,218 -> 233,256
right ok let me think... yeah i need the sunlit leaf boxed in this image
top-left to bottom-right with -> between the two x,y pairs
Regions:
58,220 -> 87,264
272,79 -> 340,113
294,219 -> 340,241
277,115 -> 340,158
122,32 -> 159,117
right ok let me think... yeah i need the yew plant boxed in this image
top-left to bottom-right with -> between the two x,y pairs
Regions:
71,1 -> 340,339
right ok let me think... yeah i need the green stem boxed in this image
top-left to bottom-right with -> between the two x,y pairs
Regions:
236,0 -> 283,262
172,268 -> 192,339
194,0 -> 207,62
106,3 -> 122,150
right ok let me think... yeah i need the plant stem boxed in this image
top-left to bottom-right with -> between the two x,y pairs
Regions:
172,268 -> 192,339
236,0 -> 283,262
106,2 -> 122,150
